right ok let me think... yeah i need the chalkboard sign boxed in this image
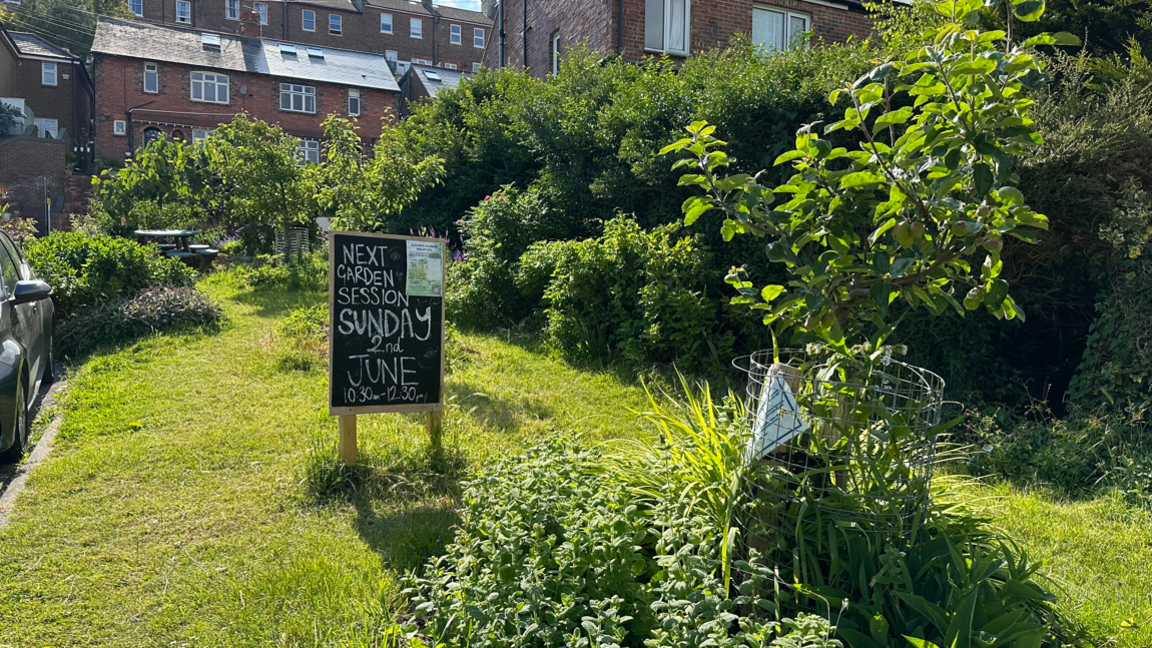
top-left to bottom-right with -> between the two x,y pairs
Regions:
328,232 -> 446,415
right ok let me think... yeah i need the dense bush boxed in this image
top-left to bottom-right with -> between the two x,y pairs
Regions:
404,426 -> 1080,648
25,231 -> 194,319
56,287 -> 222,357
239,252 -> 328,292
540,218 -> 728,369
393,43 -> 874,242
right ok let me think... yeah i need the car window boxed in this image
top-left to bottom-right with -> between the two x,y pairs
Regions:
0,234 -> 29,280
0,242 -> 20,298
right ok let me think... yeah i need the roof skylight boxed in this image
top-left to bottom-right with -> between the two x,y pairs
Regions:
280,44 -> 297,54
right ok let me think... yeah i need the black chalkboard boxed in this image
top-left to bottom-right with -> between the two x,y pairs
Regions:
328,232 -> 445,415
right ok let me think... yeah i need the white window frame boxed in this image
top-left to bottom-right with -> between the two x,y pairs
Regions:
443,62 -> 457,70
348,89 -> 360,116
552,32 -> 560,75
225,0 -> 239,20
474,27 -> 485,48
644,0 -> 690,56
410,17 -> 422,39
3,0 -> 22,5
385,49 -> 398,61
472,62 -> 481,73
41,62 -> 57,86
190,71 -> 229,104
255,2 -> 268,24
280,83 -> 316,113
113,120 -> 127,136
176,0 -> 191,23
127,0 -> 143,17
192,128 -> 213,144
299,139 -> 320,165
144,62 -> 158,93
302,9 -> 315,31
380,12 -> 392,33
752,5 -> 810,54
449,24 -> 461,45
412,57 -> 431,65
329,13 -> 342,35
34,118 -> 58,138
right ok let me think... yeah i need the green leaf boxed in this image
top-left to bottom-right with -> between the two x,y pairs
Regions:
1022,31 -> 1080,46
873,108 -> 914,133
1011,0 -> 1045,21
840,171 -> 886,189
973,163 -> 994,198
945,589 -> 979,648
997,186 -> 1025,205
775,149 -> 807,165
762,285 -> 786,302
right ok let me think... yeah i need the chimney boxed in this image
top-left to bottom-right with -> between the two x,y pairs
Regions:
481,0 -> 497,18
239,8 -> 261,38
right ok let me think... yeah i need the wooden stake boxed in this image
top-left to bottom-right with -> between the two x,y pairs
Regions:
426,410 -> 443,455
339,414 -> 357,465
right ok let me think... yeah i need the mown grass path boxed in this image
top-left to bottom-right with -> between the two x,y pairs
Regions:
0,273 -> 1148,647
0,273 -> 652,647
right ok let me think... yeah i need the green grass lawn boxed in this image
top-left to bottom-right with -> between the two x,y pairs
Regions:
0,272 -> 1148,647
0,272 -> 654,647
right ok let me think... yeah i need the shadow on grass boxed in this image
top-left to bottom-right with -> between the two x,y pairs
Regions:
350,496 -> 459,573
299,440 -> 467,570
230,285 -> 327,320
446,380 -> 554,433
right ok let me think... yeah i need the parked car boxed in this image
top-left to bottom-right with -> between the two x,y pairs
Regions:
0,230 -> 54,464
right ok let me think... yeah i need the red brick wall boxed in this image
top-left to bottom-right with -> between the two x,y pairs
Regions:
0,137 -> 68,234
621,0 -> 874,61
488,0 -> 874,77
432,16 -> 490,71
134,0 -> 490,68
93,53 -> 400,162
483,0 -> 614,75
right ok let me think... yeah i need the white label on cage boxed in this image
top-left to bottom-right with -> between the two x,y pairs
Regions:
749,370 -> 809,461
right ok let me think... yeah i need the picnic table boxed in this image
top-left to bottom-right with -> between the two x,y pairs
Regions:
134,229 -> 219,269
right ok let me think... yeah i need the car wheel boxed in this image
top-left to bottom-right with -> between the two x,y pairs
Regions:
0,377 -> 27,465
44,340 -> 55,385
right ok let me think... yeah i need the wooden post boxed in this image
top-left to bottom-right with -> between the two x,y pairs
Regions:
426,410 -> 443,455
339,414 -> 357,465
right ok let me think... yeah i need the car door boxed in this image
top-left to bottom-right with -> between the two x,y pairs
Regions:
1,234 -> 50,383
0,239 -> 40,387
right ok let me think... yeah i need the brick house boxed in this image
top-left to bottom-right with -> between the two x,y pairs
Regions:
90,16 -> 401,163
123,0 -> 491,73
0,23 -> 94,231
483,0 -> 881,78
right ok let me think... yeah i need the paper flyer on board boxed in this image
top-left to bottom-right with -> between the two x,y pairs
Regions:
406,241 -> 444,297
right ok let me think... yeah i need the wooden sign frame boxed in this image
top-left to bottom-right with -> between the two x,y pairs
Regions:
327,231 -> 447,417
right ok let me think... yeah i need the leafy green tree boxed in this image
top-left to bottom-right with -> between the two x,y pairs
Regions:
314,115 -> 444,232
664,0 -> 1078,359
206,115 -> 315,239
90,135 -> 214,235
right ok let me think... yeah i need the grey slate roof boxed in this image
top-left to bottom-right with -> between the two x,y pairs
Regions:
431,4 -> 490,24
410,64 -> 465,98
365,0 -> 433,14
10,31 -> 75,59
91,17 -> 399,92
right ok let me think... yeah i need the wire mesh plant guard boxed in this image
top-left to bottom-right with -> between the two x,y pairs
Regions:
735,349 -> 946,553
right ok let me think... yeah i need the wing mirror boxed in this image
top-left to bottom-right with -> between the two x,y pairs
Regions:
11,279 -> 53,305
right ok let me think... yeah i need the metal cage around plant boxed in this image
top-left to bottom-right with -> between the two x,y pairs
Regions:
733,349 -> 946,556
